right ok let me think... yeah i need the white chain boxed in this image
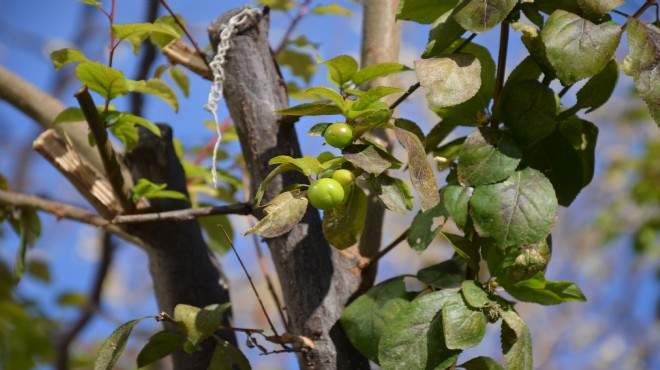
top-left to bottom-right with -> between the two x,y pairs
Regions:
205,6 -> 262,188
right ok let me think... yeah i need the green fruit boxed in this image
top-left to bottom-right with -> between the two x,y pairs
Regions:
331,169 -> 355,186
307,178 -> 345,210
317,151 -> 336,163
324,123 -> 353,149
183,340 -> 197,354
322,171 -> 335,178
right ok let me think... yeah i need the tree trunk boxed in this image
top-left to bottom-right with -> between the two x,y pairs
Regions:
209,7 -> 369,370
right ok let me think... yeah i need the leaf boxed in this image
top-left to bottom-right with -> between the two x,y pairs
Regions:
136,330 -> 184,368
504,272 -> 587,305
504,56 -> 543,88
115,113 -> 161,137
276,102 -> 343,116
461,280 -> 494,309
500,308 -> 533,370
423,10 -> 466,58
50,48 -> 88,70
512,22 -> 557,81
577,0 -> 623,20
379,290 -> 461,370
132,179 -> 188,202
208,338 -> 251,370
441,232 -> 481,271
312,4 -> 352,16
572,58 -> 618,113
622,20 -> 660,125
79,0 -> 102,5
352,110 -> 393,138
199,214 -> 233,255
457,128 -> 521,187
94,317 -> 150,370
498,249 -> 548,286
407,195 -> 449,252
417,255 -> 466,289
542,10 -> 622,85
396,0 -> 460,24
269,155 -> 322,177
126,79 -> 179,111
500,80 -> 557,146
322,186 -> 367,249
307,122 -> 332,136
304,86 -> 346,110
109,121 -> 139,150
341,277 -> 410,362
254,164 -> 300,207
352,86 -> 405,111
535,0 -> 583,15
322,55 -> 359,86
53,107 -> 84,125
174,303 -> 230,345
57,292 -> 88,307
255,0 -> 296,11
558,117 -> 598,186
460,357 -> 506,370
442,292 -> 488,350
244,190 -> 308,238
342,145 -> 392,175
10,208 -> 41,283
367,174 -> 414,214
470,168 -> 558,248
277,49 -> 317,83
454,0 -> 517,34
431,137 -> 465,169
168,67 -> 190,97
76,61 -> 128,99
443,184 -> 473,231
415,54 -> 482,109
112,23 -> 180,54
352,63 -> 411,86
395,127 -> 440,211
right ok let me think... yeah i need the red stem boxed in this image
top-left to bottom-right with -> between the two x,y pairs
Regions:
193,116 -> 232,165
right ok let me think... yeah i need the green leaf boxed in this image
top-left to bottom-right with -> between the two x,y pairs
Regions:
417,255 -> 466,289
322,55 -> 359,86
379,290 -> 461,370
342,145 -> 392,175
498,248 -> 548,286
454,0 -> 517,34
53,107 -> 85,125
94,317 -> 150,370
443,184 -> 473,231
126,79 -> 178,111
322,186 -> 367,249
395,127 -> 440,211
423,10 -> 466,58
500,80 -> 557,146
199,214 -> 233,255
307,122 -> 332,136
276,102 -> 343,116
277,49 -> 317,83
441,232 -> 480,271
9,208 -> 41,282
535,0 -> 582,15
341,277 -> 410,362
352,110 -> 393,138
76,61 -> 128,99
457,128 -> 521,187
571,58 -> 618,113
407,195 -> 449,252
622,19 -> 660,125
352,63 -> 411,86
459,356 -> 506,370
367,174 -> 414,214
352,86 -> 404,111
500,309 -> 533,370
505,272 -> 587,305
504,56 -> 543,88
470,168 -> 558,248
254,164 -> 300,207
79,0 -> 102,5
461,280 -> 495,309
513,22 -> 557,81
208,340 -> 251,370
269,155 -> 322,177
57,292 -> 88,307
244,190 -> 308,238
168,67 -> 190,98
26,260 -> 50,283
304,86 -> 346,110
132,179 -> 188,202
255,0 -> 296,11
112,23 -> 180,54
558,117 -> 598,186
415,54 -> 482,109
174,303 -> 230,345
577,0 -> 623,21
542,10 -> 622,85
115,113 -> 161,137
109,121 -> 139,150
50,48 -> 88,70
442,292 -> 488,350
396,0 -> 460,24
136,330 -> 184,368
312,4 -> 353,16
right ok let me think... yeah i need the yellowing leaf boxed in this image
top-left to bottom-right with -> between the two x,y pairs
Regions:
415,54 -> 481,109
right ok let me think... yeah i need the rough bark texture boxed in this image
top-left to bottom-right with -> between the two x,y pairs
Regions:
358,0 -> 403,291
210,8 -> 368,370
125,126 -> 235,369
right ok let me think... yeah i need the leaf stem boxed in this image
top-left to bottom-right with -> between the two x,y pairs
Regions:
558,83 -> 573,98
362,228 -> 408,269
622,0 -> 657,31
492,21 -> 510,112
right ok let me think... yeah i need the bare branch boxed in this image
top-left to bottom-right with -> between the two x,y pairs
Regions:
162,39 -> 213,80
111,203 -> 253,224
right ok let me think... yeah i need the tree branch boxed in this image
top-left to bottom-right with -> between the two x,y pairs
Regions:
112,203 -> 253,223
162,40 -> 212,80
0,189 -> 144,247
492,21 -> 510,111
158,0 -> 212,72
274,0 -> 311,55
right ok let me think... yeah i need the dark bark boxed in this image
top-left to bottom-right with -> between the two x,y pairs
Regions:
125,125 -> 235,369
209,7 -> 368,370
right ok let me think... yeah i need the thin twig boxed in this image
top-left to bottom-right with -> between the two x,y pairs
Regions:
0,189 -> 143,246
219,226 -> 289,350
622,0 -> 657,31
111,203 -> 253,223
130,0 -> 160,117
558,84 -> 573,98
158,0 -> 212,71
612,9 -> 632,18
492,21 -> 510,110
75,86 -> 134,213
362,228 -> 408,270
274,0 -> 312,55
55,231 -> 115,370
